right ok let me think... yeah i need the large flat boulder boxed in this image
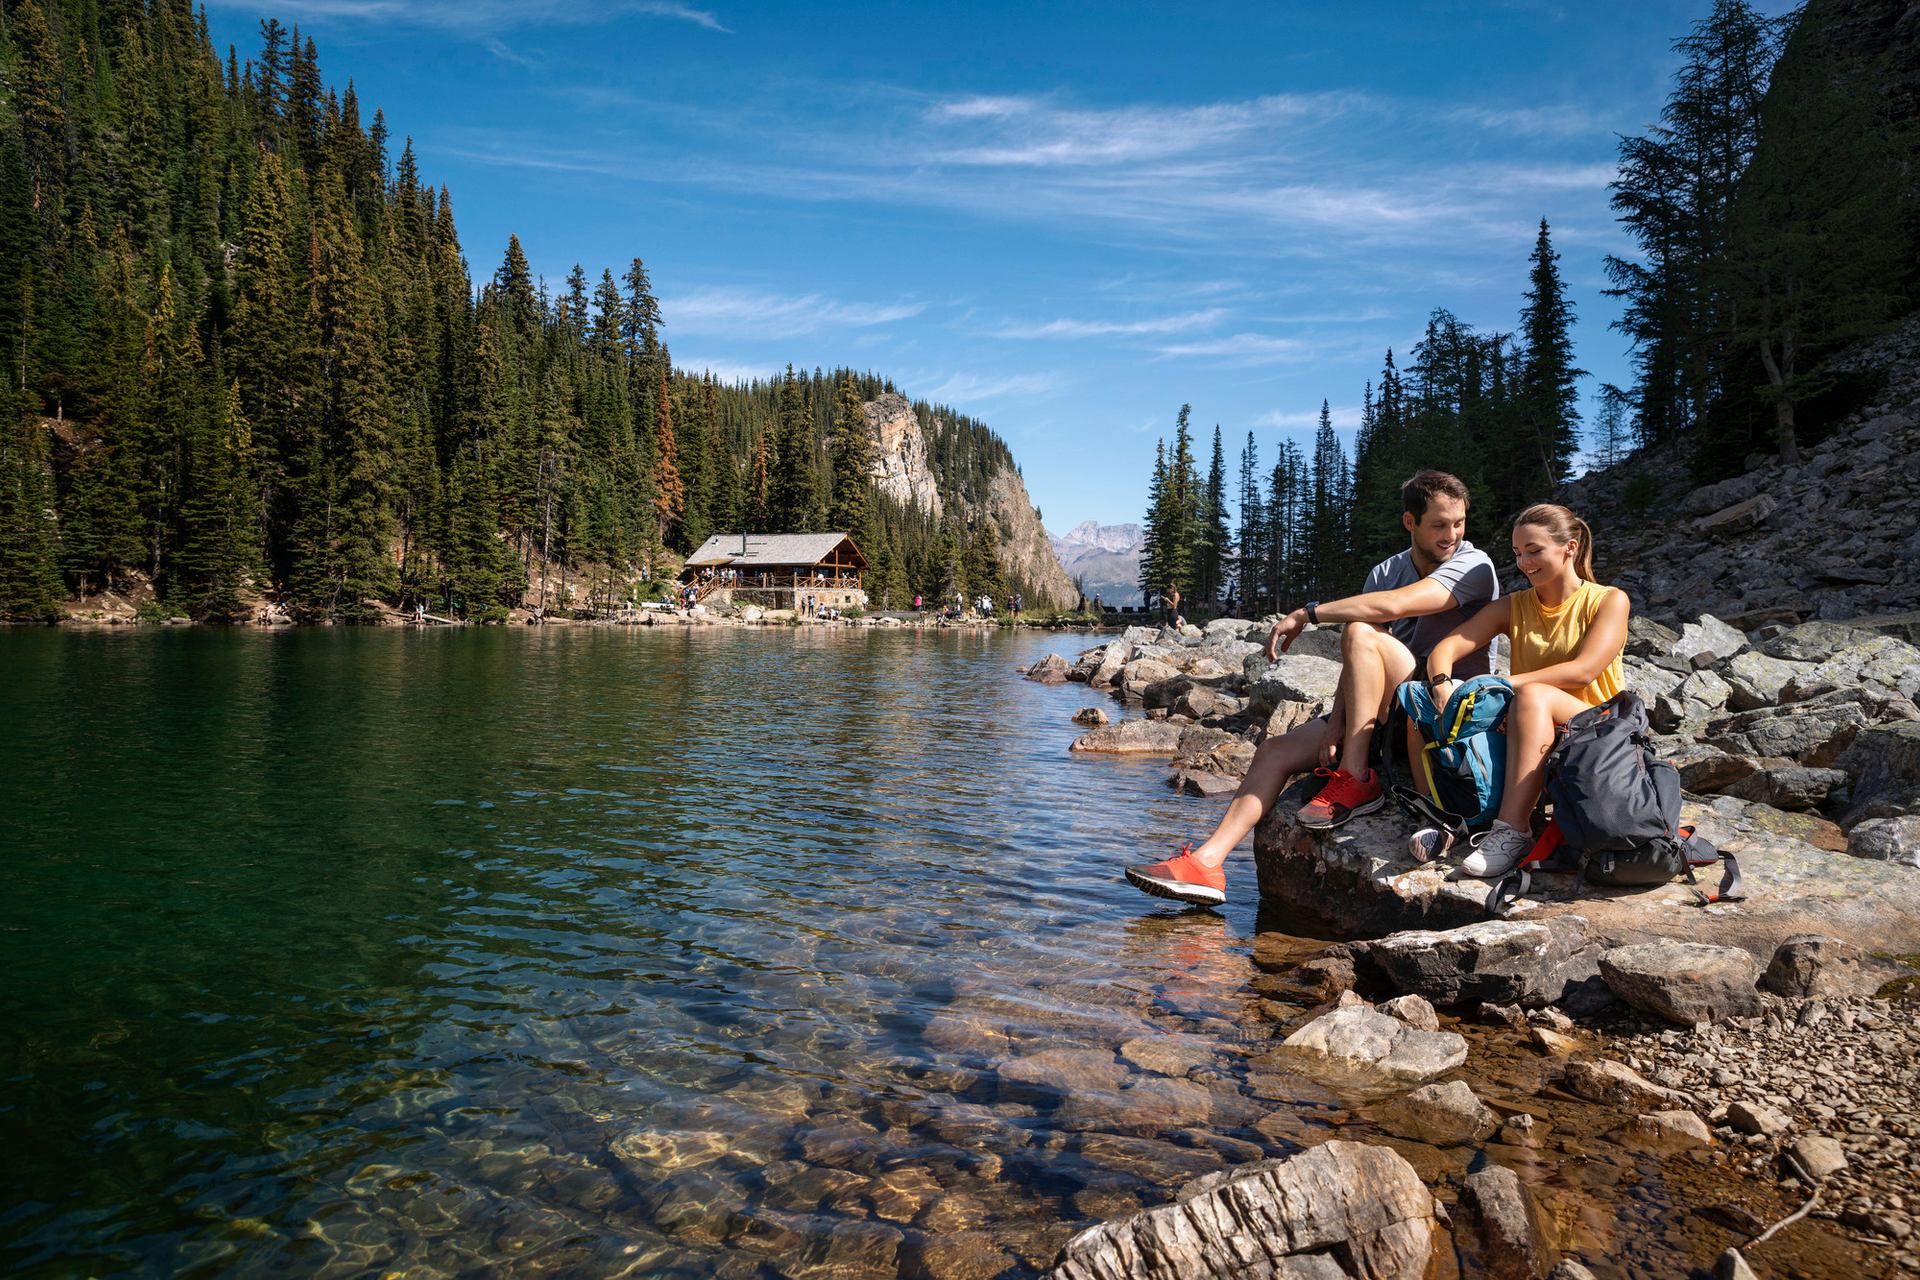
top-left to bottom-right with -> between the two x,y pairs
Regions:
1251,776 -> 1920,967
1043,1140 -> 1437,1280
1070,719 -> 1187,754
1351,917 -> 1600,1008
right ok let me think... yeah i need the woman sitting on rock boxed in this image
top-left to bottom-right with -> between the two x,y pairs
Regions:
1425,502 -> 1629,879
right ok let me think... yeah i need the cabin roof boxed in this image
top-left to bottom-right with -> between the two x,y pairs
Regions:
684,533 -> 869,569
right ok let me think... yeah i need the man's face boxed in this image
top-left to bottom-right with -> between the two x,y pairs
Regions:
1403,495 -> 1467,563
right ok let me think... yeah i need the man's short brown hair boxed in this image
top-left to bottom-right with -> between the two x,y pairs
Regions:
1401,470 -> 1470,521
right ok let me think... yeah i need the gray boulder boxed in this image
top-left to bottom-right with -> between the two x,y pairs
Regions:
1721,763 -> 1847,811
1026,653 -> 1072,683
1845,815 -> 1920,865
1598,942 -> 1762,1025
1762,620 -> 1880,663
1780,635 -> 1920,704
1089,639 -> 1132,688
1463,1164 -> 1554,1280
1624,658 -> 1686,704
1070,719 -> 1187,755
1721,649 -> 1814,711
1625,616 -> 1680,659
1652,668 -> 1732,731
1835,721 -> 1920,825
1696,493 -> 1777,538
1372,1080 -> 1499,1146
1245,655 -> 1342,716
1272,1006 -> 1468,1089
1672,615 -> 1748,667
1378,994 -> 1440,1032
1352,917 -> 1599,1009
1043,1140 -> 1437,1280
1761,933 -> 1905,998
1705,696 -> 1869,766
1071,706 -> 1110,728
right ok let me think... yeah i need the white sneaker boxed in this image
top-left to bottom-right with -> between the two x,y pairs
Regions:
1459,821 -> 1534,879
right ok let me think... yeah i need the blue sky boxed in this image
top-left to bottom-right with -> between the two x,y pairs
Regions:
203,0 -> 1791,532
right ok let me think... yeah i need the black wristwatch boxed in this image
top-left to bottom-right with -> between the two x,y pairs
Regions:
1427,672 -> 1455,690
1304,601 -> 1320,624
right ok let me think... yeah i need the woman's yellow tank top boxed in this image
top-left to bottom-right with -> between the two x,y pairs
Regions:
1507,579 -> 1624,707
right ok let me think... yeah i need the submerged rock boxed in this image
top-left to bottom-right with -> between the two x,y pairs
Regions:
1611,1109 -> 1713,1154
1371,1079 -> 1499,1146
1271,1006 -> 1468,1088
1043,1140 -> 1437,1280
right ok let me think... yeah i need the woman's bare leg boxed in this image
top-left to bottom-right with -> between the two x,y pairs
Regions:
1188,717 -> 1330,867
1496,683 -> 1592,828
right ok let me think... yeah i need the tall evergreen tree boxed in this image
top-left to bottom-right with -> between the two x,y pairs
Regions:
826,372 -> 877,551
1516,218 -> 1584,492
768,364 -> 819,531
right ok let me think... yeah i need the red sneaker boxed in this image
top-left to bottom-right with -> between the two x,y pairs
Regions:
1125,843 -> 1227,907
1297,767 -> 1385,830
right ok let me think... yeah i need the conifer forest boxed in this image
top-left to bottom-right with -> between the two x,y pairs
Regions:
1138,0 -> 1914,612
0,0 -> 1037,621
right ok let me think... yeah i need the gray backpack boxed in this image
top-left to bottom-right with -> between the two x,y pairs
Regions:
1546,691 -> 1742,903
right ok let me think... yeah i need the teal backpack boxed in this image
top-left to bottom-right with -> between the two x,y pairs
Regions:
1384,675 -> 1514,839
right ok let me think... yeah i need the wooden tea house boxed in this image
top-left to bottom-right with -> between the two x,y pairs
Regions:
681,533 -> 870,612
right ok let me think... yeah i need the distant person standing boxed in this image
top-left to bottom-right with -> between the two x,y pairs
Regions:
1165,585 -> 1182,627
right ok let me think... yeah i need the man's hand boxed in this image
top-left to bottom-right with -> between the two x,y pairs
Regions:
1264,608 -> 1309,660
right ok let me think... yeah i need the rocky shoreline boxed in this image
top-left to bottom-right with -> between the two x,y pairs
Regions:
1023,605 -> 1920,1276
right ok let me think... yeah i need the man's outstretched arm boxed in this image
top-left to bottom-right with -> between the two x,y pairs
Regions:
1266,578 -> 1459,658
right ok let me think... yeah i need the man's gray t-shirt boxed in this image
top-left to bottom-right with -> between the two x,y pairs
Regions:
1360,541 -> 1500,677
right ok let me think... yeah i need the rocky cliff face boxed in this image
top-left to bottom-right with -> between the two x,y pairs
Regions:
861,392 -> 943,520
861,391 -> 1078,608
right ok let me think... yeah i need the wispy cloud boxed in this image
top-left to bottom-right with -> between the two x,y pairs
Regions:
1253,404 -> 1361,430
663,287 -> 925,338
678,359 -> 774,386
1157,333 -> 1308,365
919,371 -> 1063,404
921,92 -> 1362,168
992,309 -> 1225,340
1446,104 -> 1606,137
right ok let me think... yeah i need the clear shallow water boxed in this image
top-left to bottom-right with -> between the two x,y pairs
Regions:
0,627 -> 1341,1278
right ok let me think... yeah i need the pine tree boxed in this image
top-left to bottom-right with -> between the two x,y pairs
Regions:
1197,424 -> 1228,607
176,381 -> 261,621
1517,218 -> 1584,492
1308,401 -> 1348,600
1235,430 -> 1263,609
826,372 -> 877,551
653,374 -> 683,546
0,415 -> 65,621
768,364 -> 819,531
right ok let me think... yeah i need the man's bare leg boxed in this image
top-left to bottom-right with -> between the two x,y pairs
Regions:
1186,717 -> 1331,868
1335,622 -> 1418,776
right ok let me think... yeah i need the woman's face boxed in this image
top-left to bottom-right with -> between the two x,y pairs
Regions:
1512,523 -> 1574,585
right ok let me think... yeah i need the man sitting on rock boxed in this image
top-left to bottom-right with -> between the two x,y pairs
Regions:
1126,469 -> 1500,906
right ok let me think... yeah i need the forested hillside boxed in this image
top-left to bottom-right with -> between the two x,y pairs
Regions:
1141,217 -> 1581,609
0,0 -> 1055,621
1140,0 -> 1916,613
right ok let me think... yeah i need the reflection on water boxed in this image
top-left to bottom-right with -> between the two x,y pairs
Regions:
2,626 -> 1339,1278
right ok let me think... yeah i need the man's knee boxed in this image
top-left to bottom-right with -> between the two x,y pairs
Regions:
1340,620 -> 1379,655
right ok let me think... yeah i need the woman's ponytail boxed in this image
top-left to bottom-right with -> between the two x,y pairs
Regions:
1513,503 -> 1599,582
